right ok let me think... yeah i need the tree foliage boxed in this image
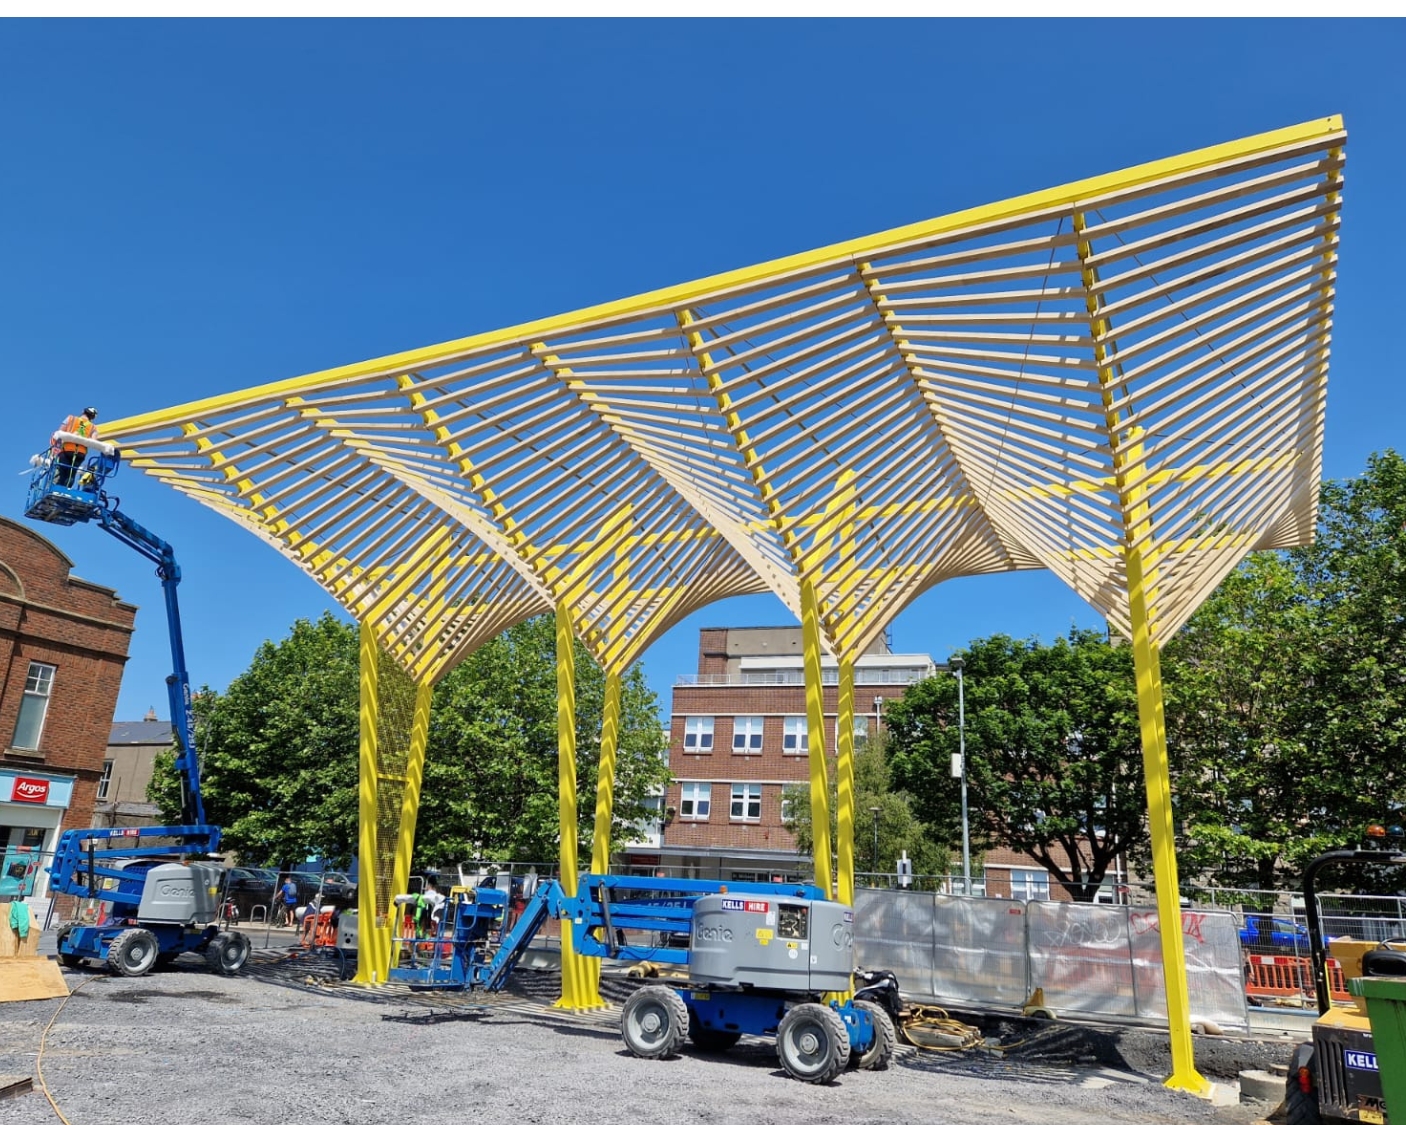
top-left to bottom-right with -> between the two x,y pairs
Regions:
1163,449 -> 1406,889
151,612 -> 671,870
886,629 -> 1145,902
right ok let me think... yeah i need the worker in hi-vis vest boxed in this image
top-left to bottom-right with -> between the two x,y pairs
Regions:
53,406 -> 99,487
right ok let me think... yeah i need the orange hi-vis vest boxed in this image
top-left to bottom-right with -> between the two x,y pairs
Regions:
57,414 -> 98,454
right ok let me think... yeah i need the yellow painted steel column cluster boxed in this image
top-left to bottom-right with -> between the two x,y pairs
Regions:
355,622 -> 389,984
800,582 -> 834,897
835,659 -> 857,907
1076,207 -> 1207,1097
554,604 -> 605,1009
389,680 -> 434,942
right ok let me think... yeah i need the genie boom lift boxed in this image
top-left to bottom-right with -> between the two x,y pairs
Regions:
388,874 -> 897,1083
25,434 -> 250,976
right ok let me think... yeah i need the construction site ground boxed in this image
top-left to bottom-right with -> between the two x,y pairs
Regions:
1,932 -> 1303,1125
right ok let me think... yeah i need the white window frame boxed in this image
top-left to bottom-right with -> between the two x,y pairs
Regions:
1010,868 -> 1051,902
732,715 -> 764,754
679,782 -> 711,821
730,783 -> 762,822
12,661 -> 56,751
782,716 -> 808,755
853,715 -> 870,740
683,716 -> 714,753
97,760 -> 114,800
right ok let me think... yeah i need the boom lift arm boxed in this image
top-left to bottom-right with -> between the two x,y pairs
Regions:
26,444 -> 231,975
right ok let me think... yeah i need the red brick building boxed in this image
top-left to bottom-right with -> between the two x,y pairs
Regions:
635,625 -> 932,882
0,515 -> 135,908
633,624 -> 1121,903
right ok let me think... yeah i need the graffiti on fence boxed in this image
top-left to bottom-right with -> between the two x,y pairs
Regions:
1130,909 -> 1208,945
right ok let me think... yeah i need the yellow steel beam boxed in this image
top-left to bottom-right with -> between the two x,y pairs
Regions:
104,118 -> 1342,437
1076,210 -> 1207,1097
355,621 -> 388,985
388,679 -> 434,944
835,657 -> 857,908
801,580 -> 834,897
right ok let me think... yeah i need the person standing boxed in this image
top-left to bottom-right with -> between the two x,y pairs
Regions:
419,875 -> 445,937
52,407 -> 99,487
277,875 -> 299,927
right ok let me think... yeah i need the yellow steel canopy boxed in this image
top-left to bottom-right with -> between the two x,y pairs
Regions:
101,116 -> 1344,1093
105,116 -> 1342,682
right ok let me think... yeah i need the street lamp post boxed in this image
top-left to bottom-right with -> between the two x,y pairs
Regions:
951,656 -> 970,895
870,806 -> 881,880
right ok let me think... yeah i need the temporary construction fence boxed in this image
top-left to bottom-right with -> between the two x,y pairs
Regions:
854,887 -> 1250,1033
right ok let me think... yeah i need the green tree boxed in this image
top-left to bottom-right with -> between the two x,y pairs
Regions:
782,733 -> 949,881
1163,449 -> 1406,888
886,629 -> 1146,902
151,612 -> 671,869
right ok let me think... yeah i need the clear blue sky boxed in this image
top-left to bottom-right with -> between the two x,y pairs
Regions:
3,19 -> 1402,722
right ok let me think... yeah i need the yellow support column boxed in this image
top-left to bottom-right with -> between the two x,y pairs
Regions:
554,604 -> 604,1009
1125,458 -> 1207,1096
585,669 -> 623,998
835,658 -> 857,908
389,680 -> 434,936
355,622 -> 388,984
801,581 -> 833,898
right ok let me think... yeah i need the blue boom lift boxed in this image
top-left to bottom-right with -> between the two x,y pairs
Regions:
388,873 -> 899,1083
25,434 -> 251,976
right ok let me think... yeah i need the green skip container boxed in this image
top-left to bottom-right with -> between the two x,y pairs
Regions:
1350,976 -> 1406,1122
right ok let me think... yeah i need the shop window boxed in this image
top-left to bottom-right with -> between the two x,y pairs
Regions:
11,662 -> 55,751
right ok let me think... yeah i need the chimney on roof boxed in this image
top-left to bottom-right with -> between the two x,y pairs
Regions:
144,707 -> 158,722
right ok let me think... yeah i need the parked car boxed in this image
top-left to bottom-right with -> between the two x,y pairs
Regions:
221,867 -> 278,921
281,871 -> 357,907
1238,914 -> 1313,956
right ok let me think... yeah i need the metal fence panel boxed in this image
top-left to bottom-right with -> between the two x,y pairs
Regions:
854,888 -> 937,998
1027,901 -> 1136,1017
1128,906 -> 1248,1032
931,894 -> 1029,1008
855,889 -> 1029,1008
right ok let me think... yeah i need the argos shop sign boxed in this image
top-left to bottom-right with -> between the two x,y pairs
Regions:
1,770 -> 73,808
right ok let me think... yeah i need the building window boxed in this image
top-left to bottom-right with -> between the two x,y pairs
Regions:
683,716 -> 714,753
1010,869 -> 1051,902
730,783 -> 762,822
11,661 -> 56,751
782,717 -> 808,755
97,760 -> 114,800
679,782 -> 711,820
732,716 -> 764,754
854,715 -> 870,740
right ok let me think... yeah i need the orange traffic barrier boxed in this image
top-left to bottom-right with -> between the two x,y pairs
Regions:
1292,958 -> 1354,1005
1245,954 -> 1306,1000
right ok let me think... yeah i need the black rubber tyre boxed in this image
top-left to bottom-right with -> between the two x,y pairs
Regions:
205,931 -> 251,975
107,928 -> 160,977
851,999 -> 897,1070
621,985 -> 689,1059
1284,1081 -> 1321,1125
777,1002 -> 852,1083
1284,1043 -> 1322,1125
688,1012 -> 742,1053
55,924 -> 84,969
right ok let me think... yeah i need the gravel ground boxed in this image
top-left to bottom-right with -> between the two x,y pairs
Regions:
0,944 -> 1296,1125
